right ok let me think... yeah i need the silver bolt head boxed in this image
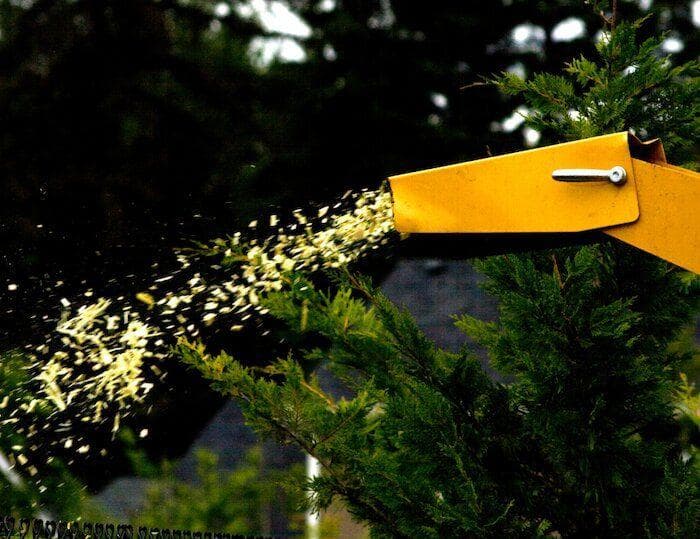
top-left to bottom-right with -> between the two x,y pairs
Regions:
608,166 -> 627,185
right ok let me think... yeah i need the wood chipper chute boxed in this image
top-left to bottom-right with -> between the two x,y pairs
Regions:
389,132 -> 699,274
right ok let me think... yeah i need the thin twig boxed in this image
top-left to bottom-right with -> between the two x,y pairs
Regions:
460,81 -> 490,91
594,0 -> 613,27
611,0 -> 619,29
551,254 -> 564,290
301,379 -> 337,410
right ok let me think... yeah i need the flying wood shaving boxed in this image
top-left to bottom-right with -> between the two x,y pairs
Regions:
5,187 -> 395,471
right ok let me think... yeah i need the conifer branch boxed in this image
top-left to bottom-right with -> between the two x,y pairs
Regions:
551,254 -> 564,290
300,379 -> 337,410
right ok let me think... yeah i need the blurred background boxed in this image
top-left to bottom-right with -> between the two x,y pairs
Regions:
0,0 -> 698,536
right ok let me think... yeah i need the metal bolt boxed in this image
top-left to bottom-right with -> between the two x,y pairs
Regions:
552,166 -> 627,185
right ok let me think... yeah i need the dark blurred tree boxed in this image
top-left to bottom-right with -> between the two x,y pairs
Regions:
129,447 -> 306,535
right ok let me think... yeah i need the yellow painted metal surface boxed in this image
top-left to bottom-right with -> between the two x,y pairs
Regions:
389,132 -> 700,273
389,132 -> 640,233
604,160 -> 700,274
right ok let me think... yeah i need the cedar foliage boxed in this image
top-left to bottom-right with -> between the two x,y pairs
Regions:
179,8 -> 699,538
130,447 -> 305,535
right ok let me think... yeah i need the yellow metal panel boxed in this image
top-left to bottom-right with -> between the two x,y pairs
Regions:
604,160 -> 700,274
390,132 -> 640,233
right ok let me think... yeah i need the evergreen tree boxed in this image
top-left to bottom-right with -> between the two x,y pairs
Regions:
129,447 -> 306,535
182,6 -> 697,538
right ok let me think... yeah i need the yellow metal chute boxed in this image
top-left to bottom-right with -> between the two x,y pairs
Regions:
389,132 -> 699,273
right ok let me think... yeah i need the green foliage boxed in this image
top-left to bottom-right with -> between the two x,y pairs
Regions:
177,8 -> 699,538
494,17 -> 699,165
129,447 -> 305,535
180,262 -> 698,537
458,246 -> 699,536
678,379 -> 700,452
178,275 -> 531,537
0,351 -> 103,520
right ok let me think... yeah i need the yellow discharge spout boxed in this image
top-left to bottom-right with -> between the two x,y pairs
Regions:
389,132 -> 699,274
